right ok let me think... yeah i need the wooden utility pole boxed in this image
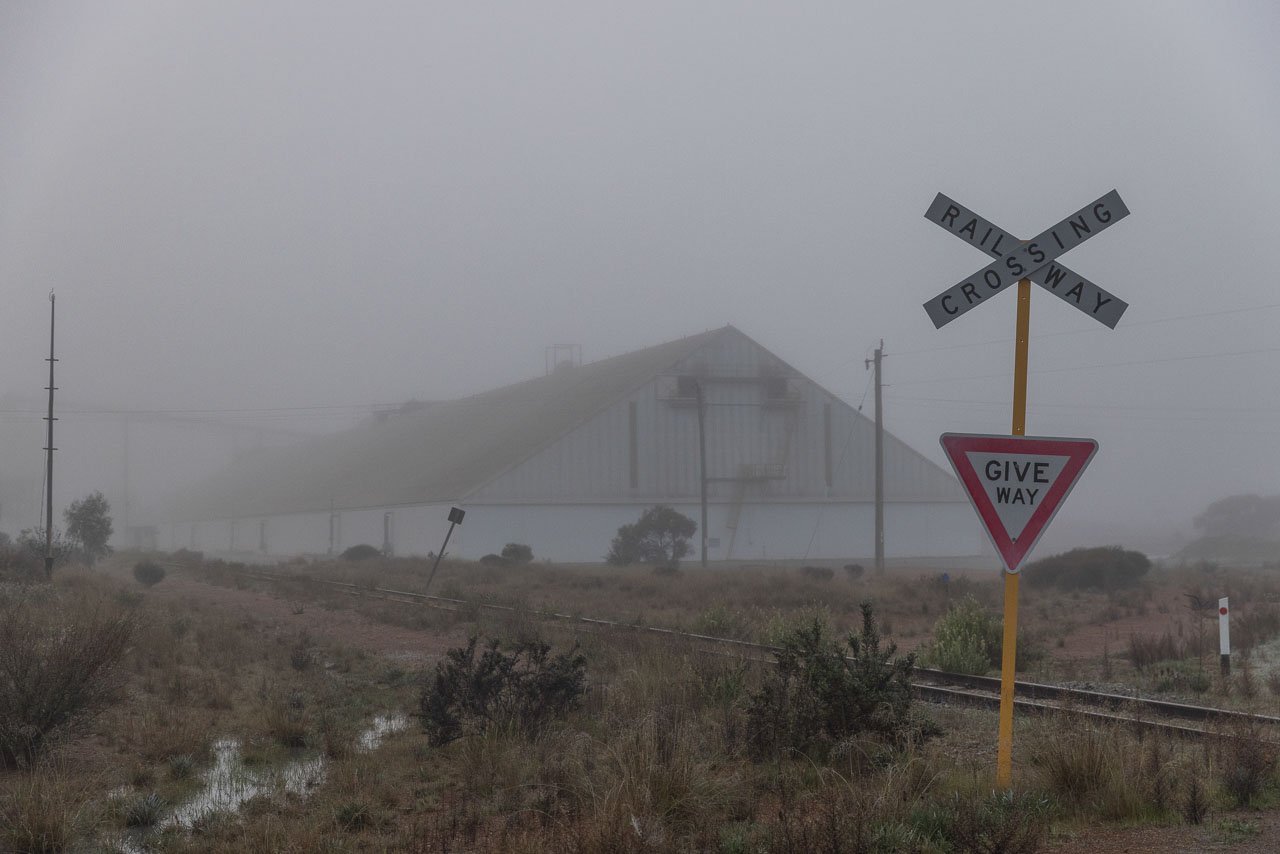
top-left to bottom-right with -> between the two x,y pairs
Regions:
43,293 -> 57,579
865,341 -> 885,573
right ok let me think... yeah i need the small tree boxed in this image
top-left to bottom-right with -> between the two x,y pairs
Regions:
64,492 -> 113,566
501,543 -> 534,564
606,505 -> 696,569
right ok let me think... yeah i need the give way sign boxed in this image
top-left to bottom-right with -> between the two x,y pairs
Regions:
940,433 -> 1098,573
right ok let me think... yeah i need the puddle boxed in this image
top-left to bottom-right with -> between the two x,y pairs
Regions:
101,713 -> 403,851
103,738 -> 327,852
167,738 -> 326,828
358,712 -> 408,751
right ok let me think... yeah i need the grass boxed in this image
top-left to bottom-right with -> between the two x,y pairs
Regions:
4,552 -> 1280,850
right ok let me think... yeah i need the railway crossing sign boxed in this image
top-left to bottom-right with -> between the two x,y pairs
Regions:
921,187 -> 1131,790
940,433 -> 1097,574
923,190 -> 1130,328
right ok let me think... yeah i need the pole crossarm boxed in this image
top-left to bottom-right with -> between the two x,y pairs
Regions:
922,190 -> 1129,329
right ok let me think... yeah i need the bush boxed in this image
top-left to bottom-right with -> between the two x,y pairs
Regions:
419,636 -> 586,746
1128,630 -> 1185,670
132,560 -> 166,587
13,527 -> 75,574
172,548 -> 203,564
746,603 -> 938,758
0,773 -> 81,853
340,543 -> 382,561
920,596 -> 1002,675
479,553 -> 510,567
931,790 -> 1053,853
0,594 -> 139,767
799,565 -> 834,582
843,563 -> 865,580
606,505 -> 696,569
1023,546 -> 1150,591
263,690 -> 310,748
501,543 -> 534,564
1220,725 -> 1278,807
691,604 -> 751,640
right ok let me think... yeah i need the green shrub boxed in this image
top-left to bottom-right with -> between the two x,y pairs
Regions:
932,790 -> 1053,853
419,636 -> 586,746
132,560 -> 166,586
691,604 -> 751,640
746,603 -> 938,758
920,596 -> 1001,675
340,543 -> 381,561
1023,546 -> 1150,591
762,605 -> 833,647
500,543 -> 534,564
167,753 -> 196,780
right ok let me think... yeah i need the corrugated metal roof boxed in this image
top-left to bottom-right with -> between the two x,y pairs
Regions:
170,327 -> 729,520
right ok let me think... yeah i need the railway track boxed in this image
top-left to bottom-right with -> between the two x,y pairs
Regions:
168,561 -> 1280,740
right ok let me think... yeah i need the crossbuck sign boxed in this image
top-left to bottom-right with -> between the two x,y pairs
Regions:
923,190 -> 1130,329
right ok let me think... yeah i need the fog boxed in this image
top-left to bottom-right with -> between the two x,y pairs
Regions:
2,1 -> 1278,554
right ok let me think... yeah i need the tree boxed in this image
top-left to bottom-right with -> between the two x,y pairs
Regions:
64,491 -> 113,566
1193,494 -> 1280,540
501,543 -> 534,564
606,505 -> 696,569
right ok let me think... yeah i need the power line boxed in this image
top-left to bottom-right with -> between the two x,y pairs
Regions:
891,344 -> 1280,388
885,395 -> 1280,416
889,301 -> 1280,359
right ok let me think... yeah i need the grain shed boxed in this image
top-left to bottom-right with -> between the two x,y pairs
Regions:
166,327 -> 981,561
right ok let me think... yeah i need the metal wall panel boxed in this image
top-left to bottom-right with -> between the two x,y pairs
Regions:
467,328 -> 962,505
177,500 -> 985,563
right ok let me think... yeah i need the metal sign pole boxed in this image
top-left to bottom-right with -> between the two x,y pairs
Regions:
996,278 -> 1031,789
424,506 -> 465,593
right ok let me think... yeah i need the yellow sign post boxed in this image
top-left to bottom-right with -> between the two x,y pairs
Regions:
996,278 -> 1032,788
923,190 -> 1130,788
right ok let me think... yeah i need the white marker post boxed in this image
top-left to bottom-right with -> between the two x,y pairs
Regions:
1219,597 -> 1230,676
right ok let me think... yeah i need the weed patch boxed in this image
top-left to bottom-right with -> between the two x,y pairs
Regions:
746,603 -> 937,759
419,637 -> 586,746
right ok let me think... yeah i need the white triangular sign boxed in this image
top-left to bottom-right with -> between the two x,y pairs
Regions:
941,433 -> 1098,573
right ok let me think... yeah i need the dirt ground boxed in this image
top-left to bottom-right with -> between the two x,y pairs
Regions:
1046,810 -> 1280,853
107,560 -> 463,665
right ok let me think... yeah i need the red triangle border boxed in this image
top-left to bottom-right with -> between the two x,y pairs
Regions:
940,433 -> 1098,573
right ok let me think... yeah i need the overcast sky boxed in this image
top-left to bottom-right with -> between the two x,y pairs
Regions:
2,1 -> 1278,548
